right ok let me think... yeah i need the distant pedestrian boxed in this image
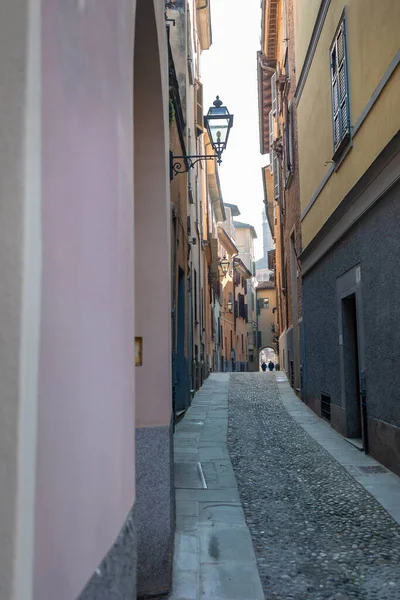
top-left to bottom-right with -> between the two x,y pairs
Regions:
261,362 -> 267,372
268,361 -> 274,371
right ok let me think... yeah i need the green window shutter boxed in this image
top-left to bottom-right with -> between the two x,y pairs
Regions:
330,18 -> 350,156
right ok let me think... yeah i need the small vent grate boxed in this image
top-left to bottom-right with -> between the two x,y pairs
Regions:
358,465 -> 388,475
321,392 -> 331,422
346,465 -> 388,476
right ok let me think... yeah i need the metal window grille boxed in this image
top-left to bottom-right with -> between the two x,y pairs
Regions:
321,393 -> 331,422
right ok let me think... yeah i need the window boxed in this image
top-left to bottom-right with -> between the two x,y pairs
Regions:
230,330 -> 233,351
241,334 -> 244,352
258,297 -> 269,310
273,151 -> 280,200
269,111 -> 274,174
195,81 -> 204,137
271,72 -> 277,114
284,102 -> 294,186
330,16 -> 350,159
194,269 -> 198,323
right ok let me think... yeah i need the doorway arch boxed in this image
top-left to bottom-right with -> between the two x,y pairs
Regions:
259,346 -> 277,370
133,1 -> 173,598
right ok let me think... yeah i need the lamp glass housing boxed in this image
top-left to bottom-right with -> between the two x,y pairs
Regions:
204,97 -> 234,161
219,257 -> 230,275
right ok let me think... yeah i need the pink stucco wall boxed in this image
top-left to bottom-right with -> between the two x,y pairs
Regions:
34,2 -> 135,598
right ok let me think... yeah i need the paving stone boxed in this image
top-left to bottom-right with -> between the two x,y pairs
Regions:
228,373 -> 400,600
199,562 -> 264,599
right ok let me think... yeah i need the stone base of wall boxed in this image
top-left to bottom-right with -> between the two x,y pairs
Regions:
136,422 -> 175,598
368,417 -> 400,476
79,504 -> 137,599
306,395 -> 322,418
331,404 -> 347,437
305,399 -> 400,475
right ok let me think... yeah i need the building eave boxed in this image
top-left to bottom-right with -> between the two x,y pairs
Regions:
233,221 -> 258,239
224,203 -> 241,217
262,166 -> 275,239
217,226 -> 238,257
234,258 -> 252,279
206,149 -> 226,223
196,0 -> 212,50
258,0 -> 280,155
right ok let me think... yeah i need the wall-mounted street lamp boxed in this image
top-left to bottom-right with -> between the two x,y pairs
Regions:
219,256 -> 230,275
170,96 -> 234,178
227,301 -> 233,313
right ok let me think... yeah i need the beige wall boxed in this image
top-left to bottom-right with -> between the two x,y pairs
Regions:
293,0 -> 321,74
0,1 -> 171,598
296,0 -> 400,247
135,0 -> 171,428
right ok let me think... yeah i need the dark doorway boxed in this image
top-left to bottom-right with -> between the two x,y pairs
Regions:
175,268 -> 187,411
342,294 -> 362,440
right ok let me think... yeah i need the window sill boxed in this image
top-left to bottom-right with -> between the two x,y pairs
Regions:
333,139 -> 353,172
332,132 -> 351,166
284,170 -> 294,190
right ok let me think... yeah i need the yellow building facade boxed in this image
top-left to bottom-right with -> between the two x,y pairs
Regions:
296,0 -> 400,474
296,0 -> 400,248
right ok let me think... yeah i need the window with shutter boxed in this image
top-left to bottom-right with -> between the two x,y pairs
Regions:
195,81 -> 204,136
330,17 -> 350,159
284,102 -> 294,186
273,150 -> 280,200
269,111 -> 274,172
271,72 -> 277,114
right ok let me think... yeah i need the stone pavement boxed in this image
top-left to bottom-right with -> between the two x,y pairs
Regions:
276,373 -> 400,526
168,373 -> 264,600
229,372 -> 400,600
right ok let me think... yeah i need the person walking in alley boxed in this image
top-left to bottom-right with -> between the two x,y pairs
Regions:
268,360 -> 274,371
261,362 -> 267,372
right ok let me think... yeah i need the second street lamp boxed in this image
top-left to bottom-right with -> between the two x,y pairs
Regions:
170,96 -> 233,178
219,257 -> 230,276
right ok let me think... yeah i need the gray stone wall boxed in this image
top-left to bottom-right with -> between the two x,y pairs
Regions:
303,180 -> 400,428
79,505 -> 137,599
136,423 -> 175,598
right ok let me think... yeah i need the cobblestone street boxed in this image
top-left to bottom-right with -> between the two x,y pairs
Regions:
228,373 -> 400,600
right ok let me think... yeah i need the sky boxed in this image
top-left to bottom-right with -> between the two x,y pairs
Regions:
201,0 -> 269,260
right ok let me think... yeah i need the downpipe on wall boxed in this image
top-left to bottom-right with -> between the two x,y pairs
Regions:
171,204 -> 178,417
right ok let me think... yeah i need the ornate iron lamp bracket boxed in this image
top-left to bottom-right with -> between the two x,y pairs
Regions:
170,151 -> 221,179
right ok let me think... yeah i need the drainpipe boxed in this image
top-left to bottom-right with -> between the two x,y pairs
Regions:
360,371 -> 369,454
171,204 -> 178,417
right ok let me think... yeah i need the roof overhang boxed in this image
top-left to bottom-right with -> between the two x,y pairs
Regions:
258,0 -> 280,155
257,53 -> 274,155
262,166 -> 275,238
206,134 -> 226,222
233,221 -> 258,239
224,203 -> 240,217
196,0 -> 212,50
217,226 -> 238,257
234,258 -> 252,279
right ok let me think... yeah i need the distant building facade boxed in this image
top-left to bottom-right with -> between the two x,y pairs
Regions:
255,208 -> 274,282
258,0 -> 303,393
256,281 -> 278,367
233,221 -> 258,371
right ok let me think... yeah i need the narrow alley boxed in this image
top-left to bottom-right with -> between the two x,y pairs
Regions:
171,373 -> 400,600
